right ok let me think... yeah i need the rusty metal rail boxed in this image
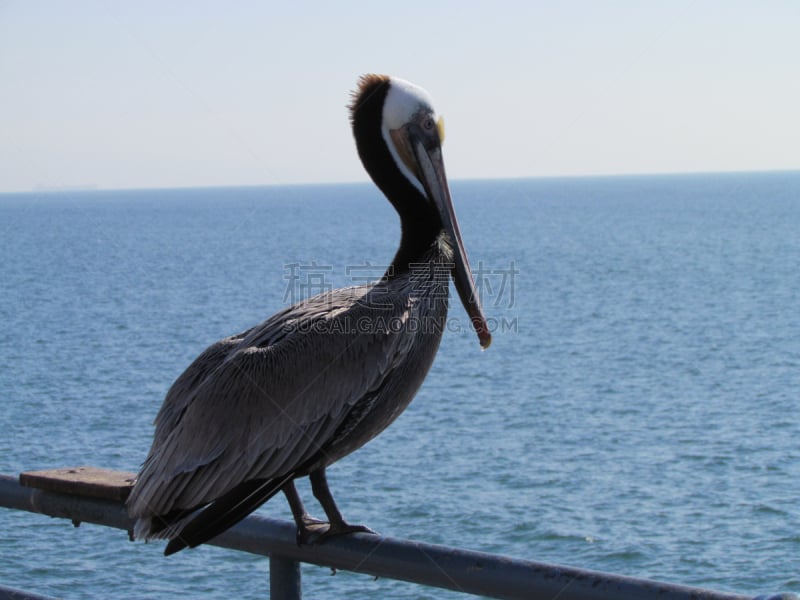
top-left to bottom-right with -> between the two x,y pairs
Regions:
0,472 -> 795,600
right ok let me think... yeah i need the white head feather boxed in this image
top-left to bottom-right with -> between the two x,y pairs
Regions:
381,77 -> 440,195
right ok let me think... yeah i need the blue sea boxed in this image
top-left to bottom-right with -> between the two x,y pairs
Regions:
1,173 -> 799,599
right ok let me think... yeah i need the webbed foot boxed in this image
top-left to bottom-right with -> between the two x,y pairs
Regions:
326,521 -> 377,538
296,516 -> 378,545
296,514 -> 329,545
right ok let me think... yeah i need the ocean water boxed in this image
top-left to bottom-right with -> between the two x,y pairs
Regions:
1,173 -> 799,599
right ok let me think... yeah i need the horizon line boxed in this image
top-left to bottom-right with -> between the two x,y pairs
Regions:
2,167 -> 799,196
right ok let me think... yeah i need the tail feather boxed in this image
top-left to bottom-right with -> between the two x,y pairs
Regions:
164,473 -> 295,555
134,507 -> 199,541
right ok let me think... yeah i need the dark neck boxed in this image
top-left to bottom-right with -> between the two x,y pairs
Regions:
388,195 -> 443,275
351,79 -> 444,278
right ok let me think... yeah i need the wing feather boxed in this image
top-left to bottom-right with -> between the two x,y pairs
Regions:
127,286 -> 416,531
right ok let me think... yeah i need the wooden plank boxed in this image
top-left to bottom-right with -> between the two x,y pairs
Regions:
19,466 -> 135,502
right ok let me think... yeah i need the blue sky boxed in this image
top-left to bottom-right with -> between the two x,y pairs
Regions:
1,1 -> 798,192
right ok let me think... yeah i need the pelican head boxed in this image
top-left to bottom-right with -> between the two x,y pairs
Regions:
350,74 -> 491,349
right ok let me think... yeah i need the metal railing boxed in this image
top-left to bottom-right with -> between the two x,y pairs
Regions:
0,473 -> 793,600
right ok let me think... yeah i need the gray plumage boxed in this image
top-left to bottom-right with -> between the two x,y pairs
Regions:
126,74 -> 490,553
127,237 -> 452,540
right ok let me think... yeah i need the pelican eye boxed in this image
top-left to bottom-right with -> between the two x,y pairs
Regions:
418,115 -> 445,144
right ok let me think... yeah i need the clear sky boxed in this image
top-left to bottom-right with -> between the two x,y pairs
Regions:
1,1 -> 798,192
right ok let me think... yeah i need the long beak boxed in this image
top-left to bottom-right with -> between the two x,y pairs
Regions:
412,137 -> 492,349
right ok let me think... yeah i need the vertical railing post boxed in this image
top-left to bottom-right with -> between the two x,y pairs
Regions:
269,554 -> 301,599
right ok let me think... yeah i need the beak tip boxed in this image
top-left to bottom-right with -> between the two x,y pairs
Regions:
476,326 -> 492,350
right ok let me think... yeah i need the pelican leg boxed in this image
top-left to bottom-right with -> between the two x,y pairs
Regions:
282,480 -> 329,545
308,469 -> 377,540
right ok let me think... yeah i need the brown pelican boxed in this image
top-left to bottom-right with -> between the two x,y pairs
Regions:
126,74 -> 491,555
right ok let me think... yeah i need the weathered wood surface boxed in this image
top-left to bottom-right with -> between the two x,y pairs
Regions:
19,466 -> 135,502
